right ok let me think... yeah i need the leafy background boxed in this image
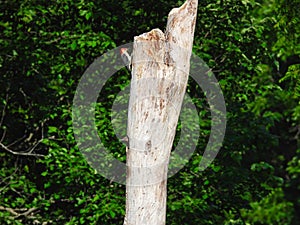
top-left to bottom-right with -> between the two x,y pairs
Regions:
0,0 -> 299,224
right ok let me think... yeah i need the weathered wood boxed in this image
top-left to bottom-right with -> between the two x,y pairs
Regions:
124,1 -> 198,224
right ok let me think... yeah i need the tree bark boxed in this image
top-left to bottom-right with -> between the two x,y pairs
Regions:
124,1 -> 198,224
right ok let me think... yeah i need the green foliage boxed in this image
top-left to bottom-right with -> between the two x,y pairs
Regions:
0,0 -> 299,224
242,188 -> 294,225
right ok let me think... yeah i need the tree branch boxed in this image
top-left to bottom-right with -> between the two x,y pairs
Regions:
0,142 -> 44,157
0,206 -> 38,219
0,120 -> 48,157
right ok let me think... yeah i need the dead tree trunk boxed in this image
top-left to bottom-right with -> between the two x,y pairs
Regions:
124,0 -> 198,224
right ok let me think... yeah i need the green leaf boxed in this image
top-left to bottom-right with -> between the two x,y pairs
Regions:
70,41 -> 77,50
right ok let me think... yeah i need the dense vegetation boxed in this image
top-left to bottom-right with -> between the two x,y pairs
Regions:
0,0 -> 299,224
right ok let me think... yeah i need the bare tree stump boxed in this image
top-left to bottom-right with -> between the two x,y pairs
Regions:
124,0 -> 198,224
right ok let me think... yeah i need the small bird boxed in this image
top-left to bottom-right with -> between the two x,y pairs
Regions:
120,135 -> 129,146
120,48 -> 132,71
120,135 -> 129,152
